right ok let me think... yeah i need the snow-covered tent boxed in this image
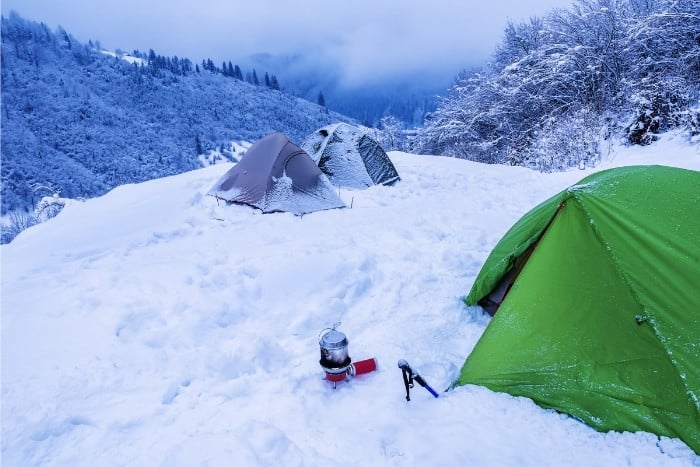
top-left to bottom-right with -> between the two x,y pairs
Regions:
301,123 -> 400,189
208,132 -> 345,216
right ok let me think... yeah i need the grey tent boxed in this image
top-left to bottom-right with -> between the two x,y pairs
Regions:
301,123 -> 400,189
208,132 -> 345,215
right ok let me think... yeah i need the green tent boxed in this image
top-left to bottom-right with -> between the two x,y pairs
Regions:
455,165 -> 700,454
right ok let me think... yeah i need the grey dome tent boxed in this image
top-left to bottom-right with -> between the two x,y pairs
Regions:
301,123 -> 400,189
207,132 -> 345,216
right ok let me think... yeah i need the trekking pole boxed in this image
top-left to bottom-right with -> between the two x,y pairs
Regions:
398,359 -> 439,401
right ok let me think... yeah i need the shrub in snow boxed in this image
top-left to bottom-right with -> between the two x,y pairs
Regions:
512,109 -> 602,172
375,115 -> 406,151
626,103 -> 660,146
625,78 -> 695,146
1,211 -> 36,244
34,195 -> 70,223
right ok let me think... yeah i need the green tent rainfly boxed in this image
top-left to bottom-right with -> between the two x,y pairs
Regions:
455,165 -> 700,454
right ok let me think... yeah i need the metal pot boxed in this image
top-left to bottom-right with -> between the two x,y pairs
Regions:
319,326 -> 351,373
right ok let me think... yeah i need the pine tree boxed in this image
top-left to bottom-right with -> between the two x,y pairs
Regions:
148,49 -> 157,68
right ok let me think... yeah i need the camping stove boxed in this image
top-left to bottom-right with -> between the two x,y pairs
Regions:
319,324 -> 377,388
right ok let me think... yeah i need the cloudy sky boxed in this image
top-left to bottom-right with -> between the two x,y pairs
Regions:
2,0 -> 571,88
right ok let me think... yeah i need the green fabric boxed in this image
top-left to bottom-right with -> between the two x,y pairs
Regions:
457,165 -> 700,453
464,190 -> 567,306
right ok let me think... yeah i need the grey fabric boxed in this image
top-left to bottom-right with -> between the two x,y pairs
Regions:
208,133 -> 345,215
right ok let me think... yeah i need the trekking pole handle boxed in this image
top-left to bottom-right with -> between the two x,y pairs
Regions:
397,359 -> 439,399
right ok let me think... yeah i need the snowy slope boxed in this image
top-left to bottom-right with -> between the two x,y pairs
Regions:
2,132 -> 699,466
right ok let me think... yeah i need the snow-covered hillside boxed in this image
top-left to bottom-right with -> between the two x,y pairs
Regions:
0,13 -> 353,217
2,133 -> 699,466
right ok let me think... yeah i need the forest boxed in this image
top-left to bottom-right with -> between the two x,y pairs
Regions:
415,0 -> 699,171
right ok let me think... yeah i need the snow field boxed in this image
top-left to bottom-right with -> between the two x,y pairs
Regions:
2,133 -> 699,466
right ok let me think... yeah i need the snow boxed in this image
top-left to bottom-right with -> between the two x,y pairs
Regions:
99,49 -> 146,65
263,174 -> 345,216
199,141 -> 252,167
301,123 -> 378,189
2,132 -> 699,466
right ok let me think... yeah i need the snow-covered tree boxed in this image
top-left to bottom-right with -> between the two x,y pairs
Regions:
623,0 -> 700,143
376,115 -> 405,151
417,0 -> 700,167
